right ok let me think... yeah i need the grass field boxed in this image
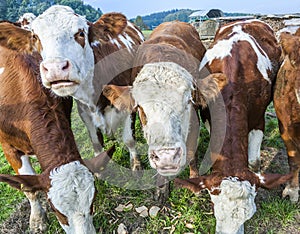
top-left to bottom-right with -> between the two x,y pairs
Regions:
0,102 -> 300,233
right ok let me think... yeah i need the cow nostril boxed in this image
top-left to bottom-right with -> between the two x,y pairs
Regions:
151,152 -> 160,162
62,61 -> 69,71
41,64 -> 48,72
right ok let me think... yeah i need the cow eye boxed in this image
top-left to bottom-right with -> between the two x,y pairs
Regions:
138,106 -> 147,126
74,30 -> 85,48
79,31 -> 85,38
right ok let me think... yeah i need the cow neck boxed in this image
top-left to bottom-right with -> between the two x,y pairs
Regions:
21,54 -> 82,171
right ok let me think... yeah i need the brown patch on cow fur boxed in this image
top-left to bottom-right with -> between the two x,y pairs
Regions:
0,22 -> 37,53
89,12 -> 127,42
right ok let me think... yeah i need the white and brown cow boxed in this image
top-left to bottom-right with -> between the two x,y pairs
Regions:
274,29 -> 300,203
103,21 -> 227,177
175,20 -> 291,234
0,21 -> 114,234
0,5 -> 144,170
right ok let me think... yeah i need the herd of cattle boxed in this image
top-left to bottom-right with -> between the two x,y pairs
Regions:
0,4 -> 299,234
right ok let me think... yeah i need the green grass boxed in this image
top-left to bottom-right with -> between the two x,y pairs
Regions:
0,102 -> 299,233
142,30 -> 153,39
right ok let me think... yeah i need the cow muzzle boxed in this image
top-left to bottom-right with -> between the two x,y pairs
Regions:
40,58 -> 79,96
149,147 -> 185,176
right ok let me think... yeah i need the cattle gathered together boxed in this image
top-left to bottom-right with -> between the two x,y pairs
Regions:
0,4 -> 299,234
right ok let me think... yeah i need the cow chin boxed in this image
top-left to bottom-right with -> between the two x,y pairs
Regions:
51,82 -> 79,97
149,145 -> 186,177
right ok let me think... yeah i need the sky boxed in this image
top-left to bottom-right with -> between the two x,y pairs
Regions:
83,0 -> 300,19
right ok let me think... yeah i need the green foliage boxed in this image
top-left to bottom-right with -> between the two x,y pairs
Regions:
163,9 -> 194,23
0,0 -> 102,22
134,15 -> 149,30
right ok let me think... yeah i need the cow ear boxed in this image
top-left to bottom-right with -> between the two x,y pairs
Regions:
83,145 -> 115,174
194,73 -> 228,107
0,22 -> 36,53
174,177 -> 208,194
259,173 -> 292,189
89,13 -> 127,42
0,174 -> 46,193
102,84 -> 135,112
280,32 -> 300,65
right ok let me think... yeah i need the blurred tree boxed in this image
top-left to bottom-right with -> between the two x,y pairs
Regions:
134,15 -> 149,30
0,0 -> 102,22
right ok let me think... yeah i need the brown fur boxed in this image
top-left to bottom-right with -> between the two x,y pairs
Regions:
0,45 -> 82,227
274,31 -> 300,195
182,20 -> 289,193
0,22 -> 40,53
0,46 -> 78,177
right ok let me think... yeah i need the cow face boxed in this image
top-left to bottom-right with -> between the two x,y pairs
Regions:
0,161 -> 96,234
103,62 -> 195,176
30,5 -> 94,97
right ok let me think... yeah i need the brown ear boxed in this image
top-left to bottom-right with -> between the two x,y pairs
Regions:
194,73 -> 228,107
102,84 -> 135,112
259,173 -> 293,189
174,177 -> 209,194
83,145 -> 115,174
280,32 -> 300,65
0,174 -> 46,193
0,22 -> 35,53
89,12 -> 127,42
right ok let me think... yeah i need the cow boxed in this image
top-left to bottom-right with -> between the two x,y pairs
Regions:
102,21 -> 227,178
175,20 -> 292,234
0,22 -> 114,234
273,28 -> 300,203
0,5 -> 144,171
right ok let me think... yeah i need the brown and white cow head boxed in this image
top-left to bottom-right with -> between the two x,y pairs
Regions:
103,62 -> 226,176
0,148 -> 114,234
30,5 -> 95,97
12,5 -> 136,101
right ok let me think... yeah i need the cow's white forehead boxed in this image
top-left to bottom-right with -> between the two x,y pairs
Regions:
32,5 -> 89,37
133,62 -> 194,107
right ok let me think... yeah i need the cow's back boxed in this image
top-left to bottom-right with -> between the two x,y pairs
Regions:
204,20 -> 281,130
132,21 -> 206,79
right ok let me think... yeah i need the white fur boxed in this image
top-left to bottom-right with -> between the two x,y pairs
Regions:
210,177 -> 257,234
18,13 -> 36,30
110,38 -> 122,49
248,129 -> 263,171
132,62 -> 194,172
18,155 -> 36,175
32,5 -> 95,99
200,24 -> 272,83
127,21 -> 145,42
47,161 -> 96,234
0,67 -> 4,75
295,88 -> 300,104
133,62 -> 194,145
255,173 -> 265,184
118,33 -> 135,52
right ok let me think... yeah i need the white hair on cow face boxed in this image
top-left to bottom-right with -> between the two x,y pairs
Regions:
31,5 -> 95,99
210,177 -> 257,234
47,161 -> 96,234
131,62 -> 195,175
132,62 -> 194,146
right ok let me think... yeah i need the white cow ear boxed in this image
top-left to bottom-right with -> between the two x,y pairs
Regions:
89,13 -> 127,42
102,84 -> 135,112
